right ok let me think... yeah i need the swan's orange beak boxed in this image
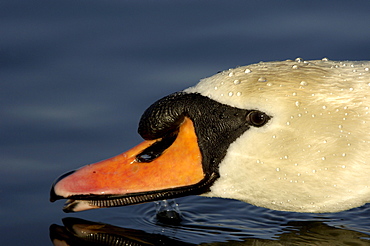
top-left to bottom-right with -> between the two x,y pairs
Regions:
50,118 -> 206,212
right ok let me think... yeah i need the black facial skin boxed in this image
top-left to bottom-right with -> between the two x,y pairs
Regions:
138,92 -> 271,185
51,92 -> 271,211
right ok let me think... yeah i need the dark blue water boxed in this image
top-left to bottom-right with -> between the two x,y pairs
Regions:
2,1 -> 370,245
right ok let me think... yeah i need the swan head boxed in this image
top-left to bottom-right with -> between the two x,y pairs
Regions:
51,59 -> 370,213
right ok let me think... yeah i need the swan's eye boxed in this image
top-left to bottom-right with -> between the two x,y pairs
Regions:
246,111 -> 269,127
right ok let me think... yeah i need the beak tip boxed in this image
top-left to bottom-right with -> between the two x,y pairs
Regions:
50,170 -> 76,202
49,186 -> 61,202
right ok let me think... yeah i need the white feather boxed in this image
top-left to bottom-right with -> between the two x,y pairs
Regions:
185,59 -> 370,212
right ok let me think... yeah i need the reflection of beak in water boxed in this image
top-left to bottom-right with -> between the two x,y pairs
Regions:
50,217 -> 370,246
49,217 -> 192,246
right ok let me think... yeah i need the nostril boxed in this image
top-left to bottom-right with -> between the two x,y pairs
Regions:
136,133 -> 178,163
50,170 -> 76,202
